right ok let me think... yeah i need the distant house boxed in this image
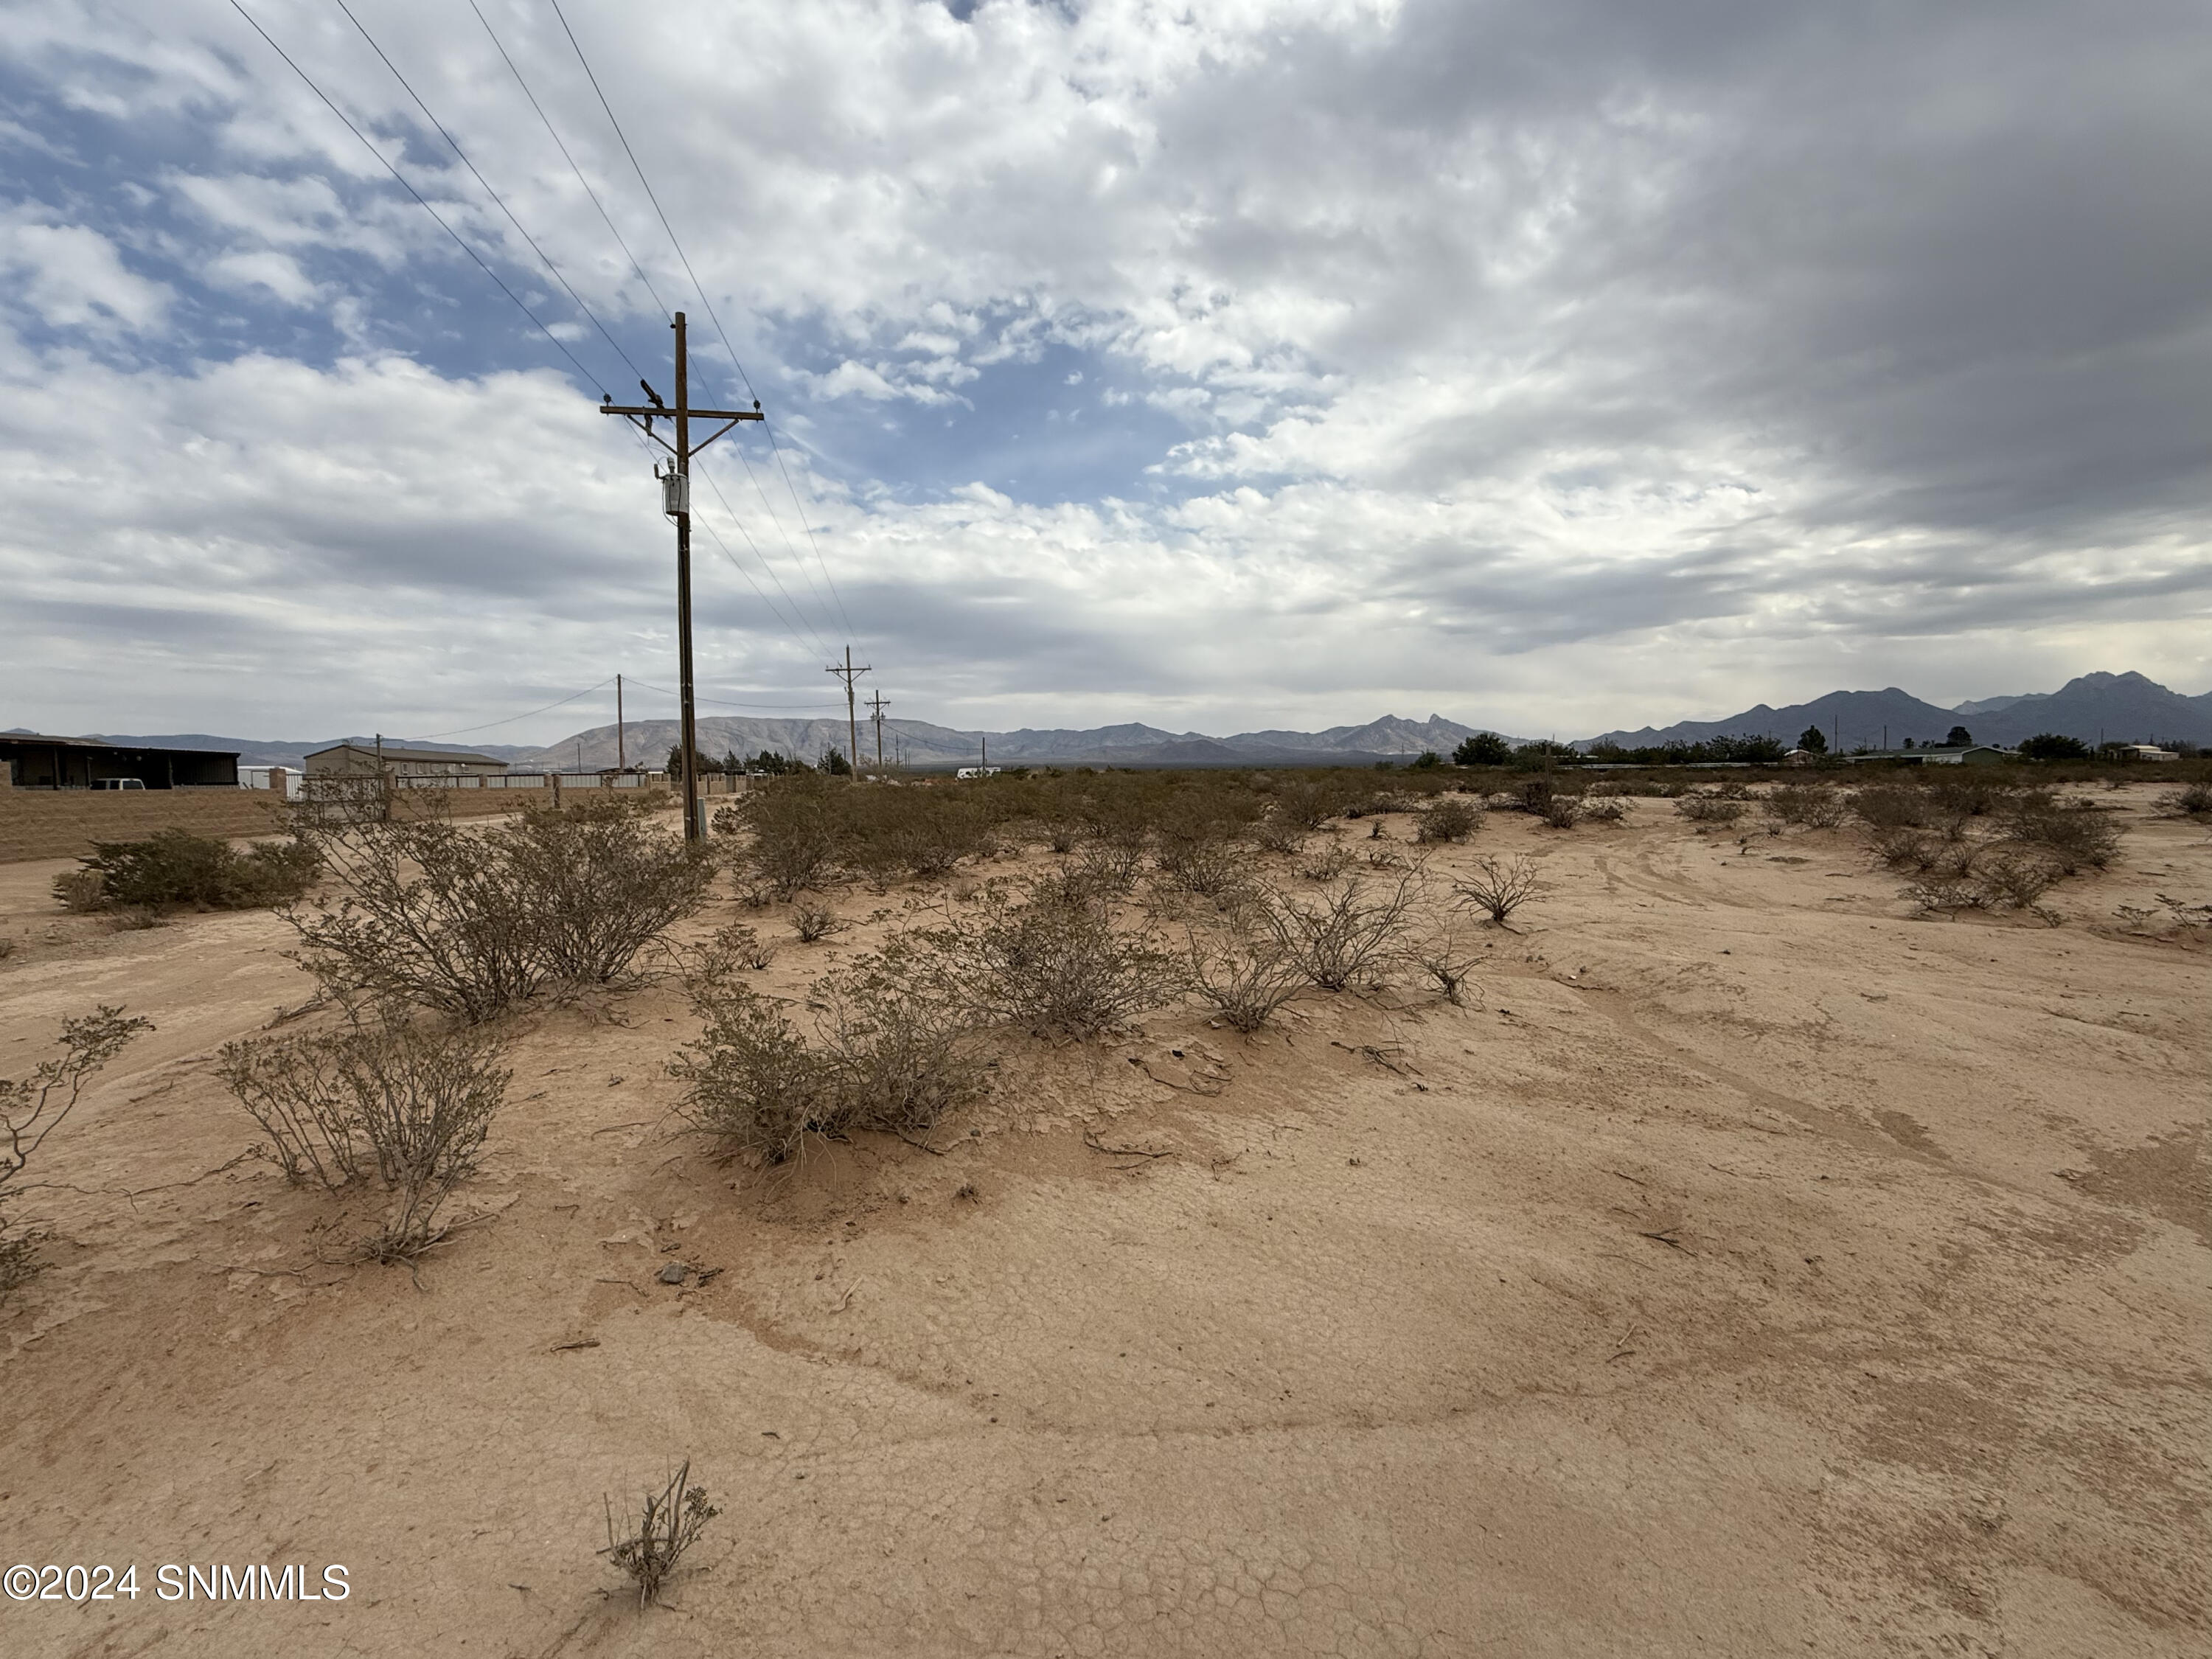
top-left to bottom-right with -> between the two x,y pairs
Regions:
1842,744 -> 2013,767
955,766 -> 1003,779
2120,744 -> 2179,762
0,732 -> 239,790
305,742 -> 508,779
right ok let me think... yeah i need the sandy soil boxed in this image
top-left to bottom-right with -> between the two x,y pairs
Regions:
1,787 -> 2205,1658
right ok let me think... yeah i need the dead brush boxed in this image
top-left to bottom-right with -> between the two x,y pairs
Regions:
917,879 -> 1178,1038
1453,856 -> 1545,928
2163,781 -> 2212,818
1251,813 -> 1310,856
1184,923 -> 1307,1032
1298,843 -> 1355,883
1579,794 -> 1628,824
1676,793 -> 1747,824
1259,872 -> 1420,992
1997,791 -> 2123,873
1405,916 -> 1483,1004
791,900 -> 847,943
602,1461 -> 718,1610
1,1006 -> 153,1301
219,1012 -> 509,1262
670,942 -> 981,1164
1540,793 -> 1585,830
1764,784 -> 1846,828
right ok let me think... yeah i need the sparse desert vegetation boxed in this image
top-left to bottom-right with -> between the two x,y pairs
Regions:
1,766 -> 2205,1655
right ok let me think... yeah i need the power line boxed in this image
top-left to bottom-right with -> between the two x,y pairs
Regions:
467,0 -> 669,319
418,677 -> 617,738
623,678 -> 844,712
226,0 -> 606,396
692,454 -> 836,658
329,0 -> 640,386
546,0 -> 857,644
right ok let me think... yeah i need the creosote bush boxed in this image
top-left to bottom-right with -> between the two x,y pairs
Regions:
286,801 -> 709,1021
603,1461 -> 718,1610
1676,794 -> 1748,824
55,830 -> 319,914
1415,796 -> 1480,843
1454,857 -> 1545,928
671,941 -> 981,1164
1541,793 -> 1585,830
219,1012 -> 509,1262
791,900 -> 846,943
1997,791 -> 2123,873
917,879 -> 1178,1037
1,1007 -> 152,1300
1259,872 -> 1419,992
1184,926 -> 1307,1032
2164,781 -> 2212,818
1765,785 -> 1846,828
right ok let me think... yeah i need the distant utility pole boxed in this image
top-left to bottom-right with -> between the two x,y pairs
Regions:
616,673 -> 625,772
827,647 -> 872,782
597,312 -> 762,840
866,689 -> 890,773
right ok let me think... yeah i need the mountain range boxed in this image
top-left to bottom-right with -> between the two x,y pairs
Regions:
12,669 -> 2205,773
518,713 -> 1495,771
1582,672 -> 2212,752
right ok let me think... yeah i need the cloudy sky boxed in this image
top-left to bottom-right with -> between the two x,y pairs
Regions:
2,0 -> 2208,745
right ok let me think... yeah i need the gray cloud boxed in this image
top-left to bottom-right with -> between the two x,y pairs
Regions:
0,0 -> 2206,743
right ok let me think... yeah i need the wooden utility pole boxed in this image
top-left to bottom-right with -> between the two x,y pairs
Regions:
866,689 -> 890,773
827,646 -> 871,782
597,312 -> 762,839
616,673 -> 625,772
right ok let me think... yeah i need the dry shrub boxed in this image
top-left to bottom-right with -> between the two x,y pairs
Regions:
51,869 -> 108,914
1973,847 -> 2059,909
219,1013 -> 508,1262
1,1007 -> 153,1299
1851,783 -> 1932,830
1155,832 -> 1249,900
671,944 -> 980,1164
1406,916 -> 1482,1004
603,1461 -> 718,1610
1579,795 -> 1628,824
1765,785 -> 1846,828
1905,872 -> 1989,914
1676,794 -> 1747,824
1415,796 -> 1481,843
2164,781 -> 2212,818
1541,793 -> 1585,830
1998,792 -> 2123,873
725,782 -> 842,895
1184,925 -> 1306,1032
55,830 -> 319,914
791,900 -> 846,943
1259,872 -> 1419,992
504,802 -> 714,984
918,880 -> 1178,1037
1870,827 -> 1973,874
1252,813 -> 1310,855
287,806 -> 708,1021
1298,843 -> 1356,883
1453,856 -> 1545,928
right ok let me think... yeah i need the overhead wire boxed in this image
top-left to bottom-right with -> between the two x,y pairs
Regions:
624,678 -> 845,712
467,0 -> 670,319
227,0 -> 608,396
328,0 -> 642,389
546,0 -> 858,647
418,677 -> 616,738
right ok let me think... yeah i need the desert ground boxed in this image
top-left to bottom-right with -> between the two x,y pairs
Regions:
1,783 -> 2205,1658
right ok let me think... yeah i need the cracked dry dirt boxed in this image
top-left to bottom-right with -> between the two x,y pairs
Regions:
1,787 -> 2205,1658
